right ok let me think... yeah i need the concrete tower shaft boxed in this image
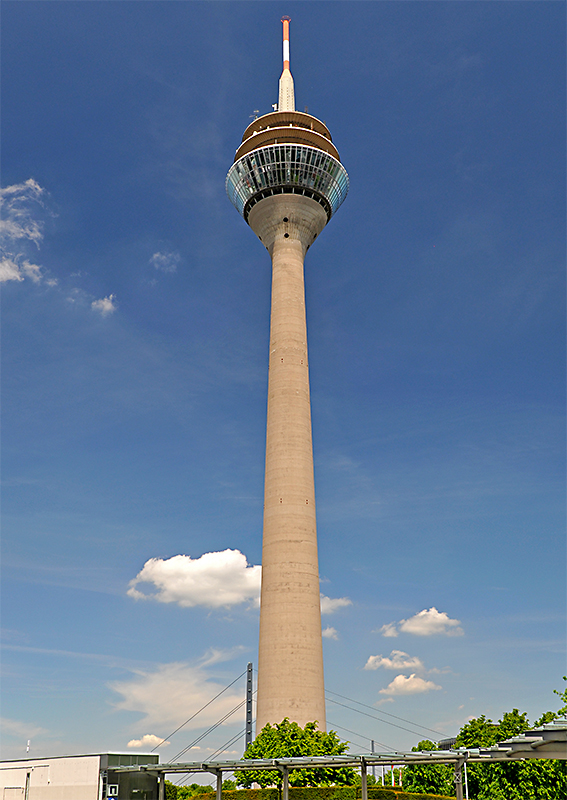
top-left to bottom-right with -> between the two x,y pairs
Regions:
226,17 -> 348,735
250,194 -> 327,731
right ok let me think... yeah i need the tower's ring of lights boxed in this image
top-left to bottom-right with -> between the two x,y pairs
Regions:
226,144 -> 349,222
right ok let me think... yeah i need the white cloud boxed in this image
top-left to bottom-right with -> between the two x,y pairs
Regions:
127,550 -> 261,609
0,179 -> 51,285
379,622 -> 399,638
400,608 -> 463,637
199,646 -> 247,668
128,553 -> 351,615
0,257 -> 43,284
127,734 -> 170,749
110,662 -> 244,729
0,179 -> 45,245
379,608 -> 463,638
428,666 -> 453,675
320,595 -> 352,615
150,251 -> 180,273
322,626 -> 339,640
379,674 -> 442,697
91,294 -> 118,316
364,650 -> 424,672
1,717 -> 48,739
0,257 -> 25,283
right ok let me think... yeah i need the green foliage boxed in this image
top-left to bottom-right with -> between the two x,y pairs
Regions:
533,710 -> 558,727
373,768 -> 406,789
493,708 -> 530,740
534,677 -> 567,727
284,789 -> 354,800
454,702 -> 566,800
455,716 -> 499,749
222,789 -> 452,800
352,773 -> 377,786
366,792 -> 452,800
554,676 -> 567,717
171,682 -> 567,800
237,719 -> 356,788
222,791 -> 279,800
168,783 -> 214,799
402,682 -> 567,800
401,741 -> 454,797
165,781 -> 178,800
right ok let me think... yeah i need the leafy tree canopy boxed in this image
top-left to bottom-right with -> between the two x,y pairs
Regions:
402,740 -> 454,796
236,718 -> 356,788
455,708 -> 528,749
554,675 -> 567,717
166,781 -> 214,799
405,680 -> 567,799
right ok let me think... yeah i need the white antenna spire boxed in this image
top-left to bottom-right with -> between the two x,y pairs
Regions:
278,17 -> 295,112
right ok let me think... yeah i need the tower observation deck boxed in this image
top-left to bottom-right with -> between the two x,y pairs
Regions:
226,112 -> 349,223
226,18 -> 349,734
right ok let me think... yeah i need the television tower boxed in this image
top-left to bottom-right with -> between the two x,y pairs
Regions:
226,17 -> 349,733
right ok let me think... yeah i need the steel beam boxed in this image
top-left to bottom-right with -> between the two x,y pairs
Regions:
360,758 -> 367,800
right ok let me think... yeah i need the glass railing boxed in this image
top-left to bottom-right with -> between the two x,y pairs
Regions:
226,144 -> 349,219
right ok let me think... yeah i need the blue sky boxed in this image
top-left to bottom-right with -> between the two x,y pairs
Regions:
2,0 -> 565,769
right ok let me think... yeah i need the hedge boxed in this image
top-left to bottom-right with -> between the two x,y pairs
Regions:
220,788 -> 453,800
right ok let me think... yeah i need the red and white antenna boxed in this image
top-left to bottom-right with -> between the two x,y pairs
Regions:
282,16 -> 290,70
278,16 -> 295,112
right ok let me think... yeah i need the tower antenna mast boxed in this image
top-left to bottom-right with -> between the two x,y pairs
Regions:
278,16 -> 295,112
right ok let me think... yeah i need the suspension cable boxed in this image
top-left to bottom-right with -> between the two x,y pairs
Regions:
327,720 -> 394,752
326,689 -> 446,738
169,699 -> 247,762
151,669 -> 247,752
326,696 -> 439,739
174,728 -> 247,787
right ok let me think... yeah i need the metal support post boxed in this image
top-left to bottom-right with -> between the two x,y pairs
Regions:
371,740 -> 375,782
454,760 -> 464,800
215,769 -> 222,800
360,759 -> 368,800
245,662 -> 254,750
158,774 -> 165,800
282,767 -> 289,800
464,761 -> 469,800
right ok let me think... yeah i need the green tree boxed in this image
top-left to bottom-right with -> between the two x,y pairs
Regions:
401,740 -> 455,797
401,682 -> 567,800
533,676 -> 567,727
554,675 -> 567,717
455,703 -> 566,800
455,715 -> 500,748
236,718 -> 356,788
455,710 -> 528,800
352,772 -> 377,786
175,784 -> 214,799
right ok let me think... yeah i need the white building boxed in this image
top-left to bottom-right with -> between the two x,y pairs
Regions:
0,752 -> 159,799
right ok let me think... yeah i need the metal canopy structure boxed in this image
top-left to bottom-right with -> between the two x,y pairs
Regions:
111,721 -> 566,800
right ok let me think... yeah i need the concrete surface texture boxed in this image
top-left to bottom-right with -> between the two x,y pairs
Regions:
249,194 -> 328,732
